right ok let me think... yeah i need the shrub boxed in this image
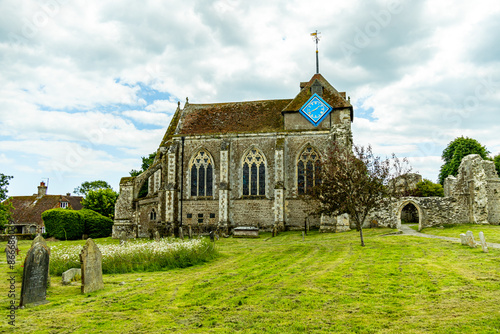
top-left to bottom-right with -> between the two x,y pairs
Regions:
80,209 -> 114,239
42,209 -> 84,240
42,208 -> 114,240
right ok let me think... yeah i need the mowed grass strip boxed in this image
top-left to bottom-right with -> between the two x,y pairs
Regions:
1,229 -> 499,333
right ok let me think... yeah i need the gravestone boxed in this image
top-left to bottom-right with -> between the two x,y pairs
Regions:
465,231 -> 476,248
154,230 -> 160,242
188,225 -> 192,239
478,231 -> 488,253
179,226 -> 184,240
62,268 -> 81,285
460,233 -> 467,245
32,235 -> 48,248
19,243 -> 50,307
80,238 -> 104,294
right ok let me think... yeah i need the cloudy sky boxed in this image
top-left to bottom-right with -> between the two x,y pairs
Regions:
1,0 -> 499,196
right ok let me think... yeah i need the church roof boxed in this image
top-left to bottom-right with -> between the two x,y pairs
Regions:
168,73 -> 352,137
176,99 -> 292,136
282,73 -> 352,112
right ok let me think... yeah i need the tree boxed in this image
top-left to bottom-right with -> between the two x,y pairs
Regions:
438,137 -> 489,184
81,188 -> 119,219
306,144 -> 411,246
0,174 -> 13,231
494,154 -> 500,177
130,152 -> 157,177
74,180 -> 112,196
415,179 -> 444,197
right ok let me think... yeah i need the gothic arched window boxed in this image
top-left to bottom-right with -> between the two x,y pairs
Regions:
150,209 -> 157,221
190,150 -> 214,197
242,148 -> 266,196
297,145 -> 321,195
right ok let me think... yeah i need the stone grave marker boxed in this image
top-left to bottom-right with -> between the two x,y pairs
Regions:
31,235 -> 51,287
19,243 -> 50,307
465,231 -> 476,248
478,231 -> 488,253
188,225 -> 193,239
80,238 -> 104,294
62,268 -> 81,285
460,233 -> 467,245
154,230 -> 160,242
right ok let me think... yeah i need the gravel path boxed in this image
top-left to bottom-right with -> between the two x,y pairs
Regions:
394,224 -> 500,250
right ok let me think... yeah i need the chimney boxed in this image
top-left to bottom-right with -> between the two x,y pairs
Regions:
66,193 -> 71,196
37,182 -> 47,198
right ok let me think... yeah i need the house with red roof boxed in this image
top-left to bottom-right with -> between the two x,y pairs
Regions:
7,182 -> 83,234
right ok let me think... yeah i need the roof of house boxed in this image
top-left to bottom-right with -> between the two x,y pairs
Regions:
7,194 -> 83,226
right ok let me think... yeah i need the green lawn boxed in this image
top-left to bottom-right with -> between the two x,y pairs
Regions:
419,224 -> 500,244
1,229 -> 499,333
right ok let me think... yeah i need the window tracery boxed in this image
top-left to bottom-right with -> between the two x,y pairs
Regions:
242,148 -> 266,196
297,145 -> 321,195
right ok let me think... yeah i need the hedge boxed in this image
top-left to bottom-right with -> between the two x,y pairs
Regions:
80,209 -> 114,239
42,209 -> 84,240
42,208 -> 114,240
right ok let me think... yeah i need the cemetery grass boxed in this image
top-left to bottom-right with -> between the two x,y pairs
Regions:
1,229 -> 499,333
419,224 -> 500,244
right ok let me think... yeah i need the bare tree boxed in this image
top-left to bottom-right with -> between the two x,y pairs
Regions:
305,144 -> 412,246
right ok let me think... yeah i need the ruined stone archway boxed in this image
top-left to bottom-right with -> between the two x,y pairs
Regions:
397,200 -> 423,231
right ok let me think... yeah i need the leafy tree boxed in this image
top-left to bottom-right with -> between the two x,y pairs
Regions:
74,180 -> 112,196
0,174 -> 13,231
305,144 -> 411,247
82,188 -> 119,219
494,154 -> 500,177
130,152 -> 157,177
438,137 -> 489,184
415,179 -> 444,197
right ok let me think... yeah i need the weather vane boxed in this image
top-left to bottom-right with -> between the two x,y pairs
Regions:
311,30 -> 321,74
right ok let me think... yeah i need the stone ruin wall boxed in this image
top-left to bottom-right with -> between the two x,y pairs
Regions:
365,154 -> 500,231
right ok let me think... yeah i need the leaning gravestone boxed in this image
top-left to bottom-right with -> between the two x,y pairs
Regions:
465,231 -> 476,248
460,233 -> 467,245
80,238 -> 104,294
478,231 -> 488,253
19,243 -> 50,307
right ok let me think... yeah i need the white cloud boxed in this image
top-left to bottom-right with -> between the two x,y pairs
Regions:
1,0 -> 499,195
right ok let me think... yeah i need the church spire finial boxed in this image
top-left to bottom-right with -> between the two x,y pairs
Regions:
311,30 -> 321,74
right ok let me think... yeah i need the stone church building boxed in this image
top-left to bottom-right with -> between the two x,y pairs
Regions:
113,73 -> 354,238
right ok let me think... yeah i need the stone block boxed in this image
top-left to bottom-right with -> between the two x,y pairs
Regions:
233,226 -> 259,238
62,268 -> 81,285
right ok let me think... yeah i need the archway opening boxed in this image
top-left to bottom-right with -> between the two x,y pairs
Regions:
401,203 -> 419,224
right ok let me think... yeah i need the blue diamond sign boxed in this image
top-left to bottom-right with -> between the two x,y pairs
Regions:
299,93 -> 332,127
